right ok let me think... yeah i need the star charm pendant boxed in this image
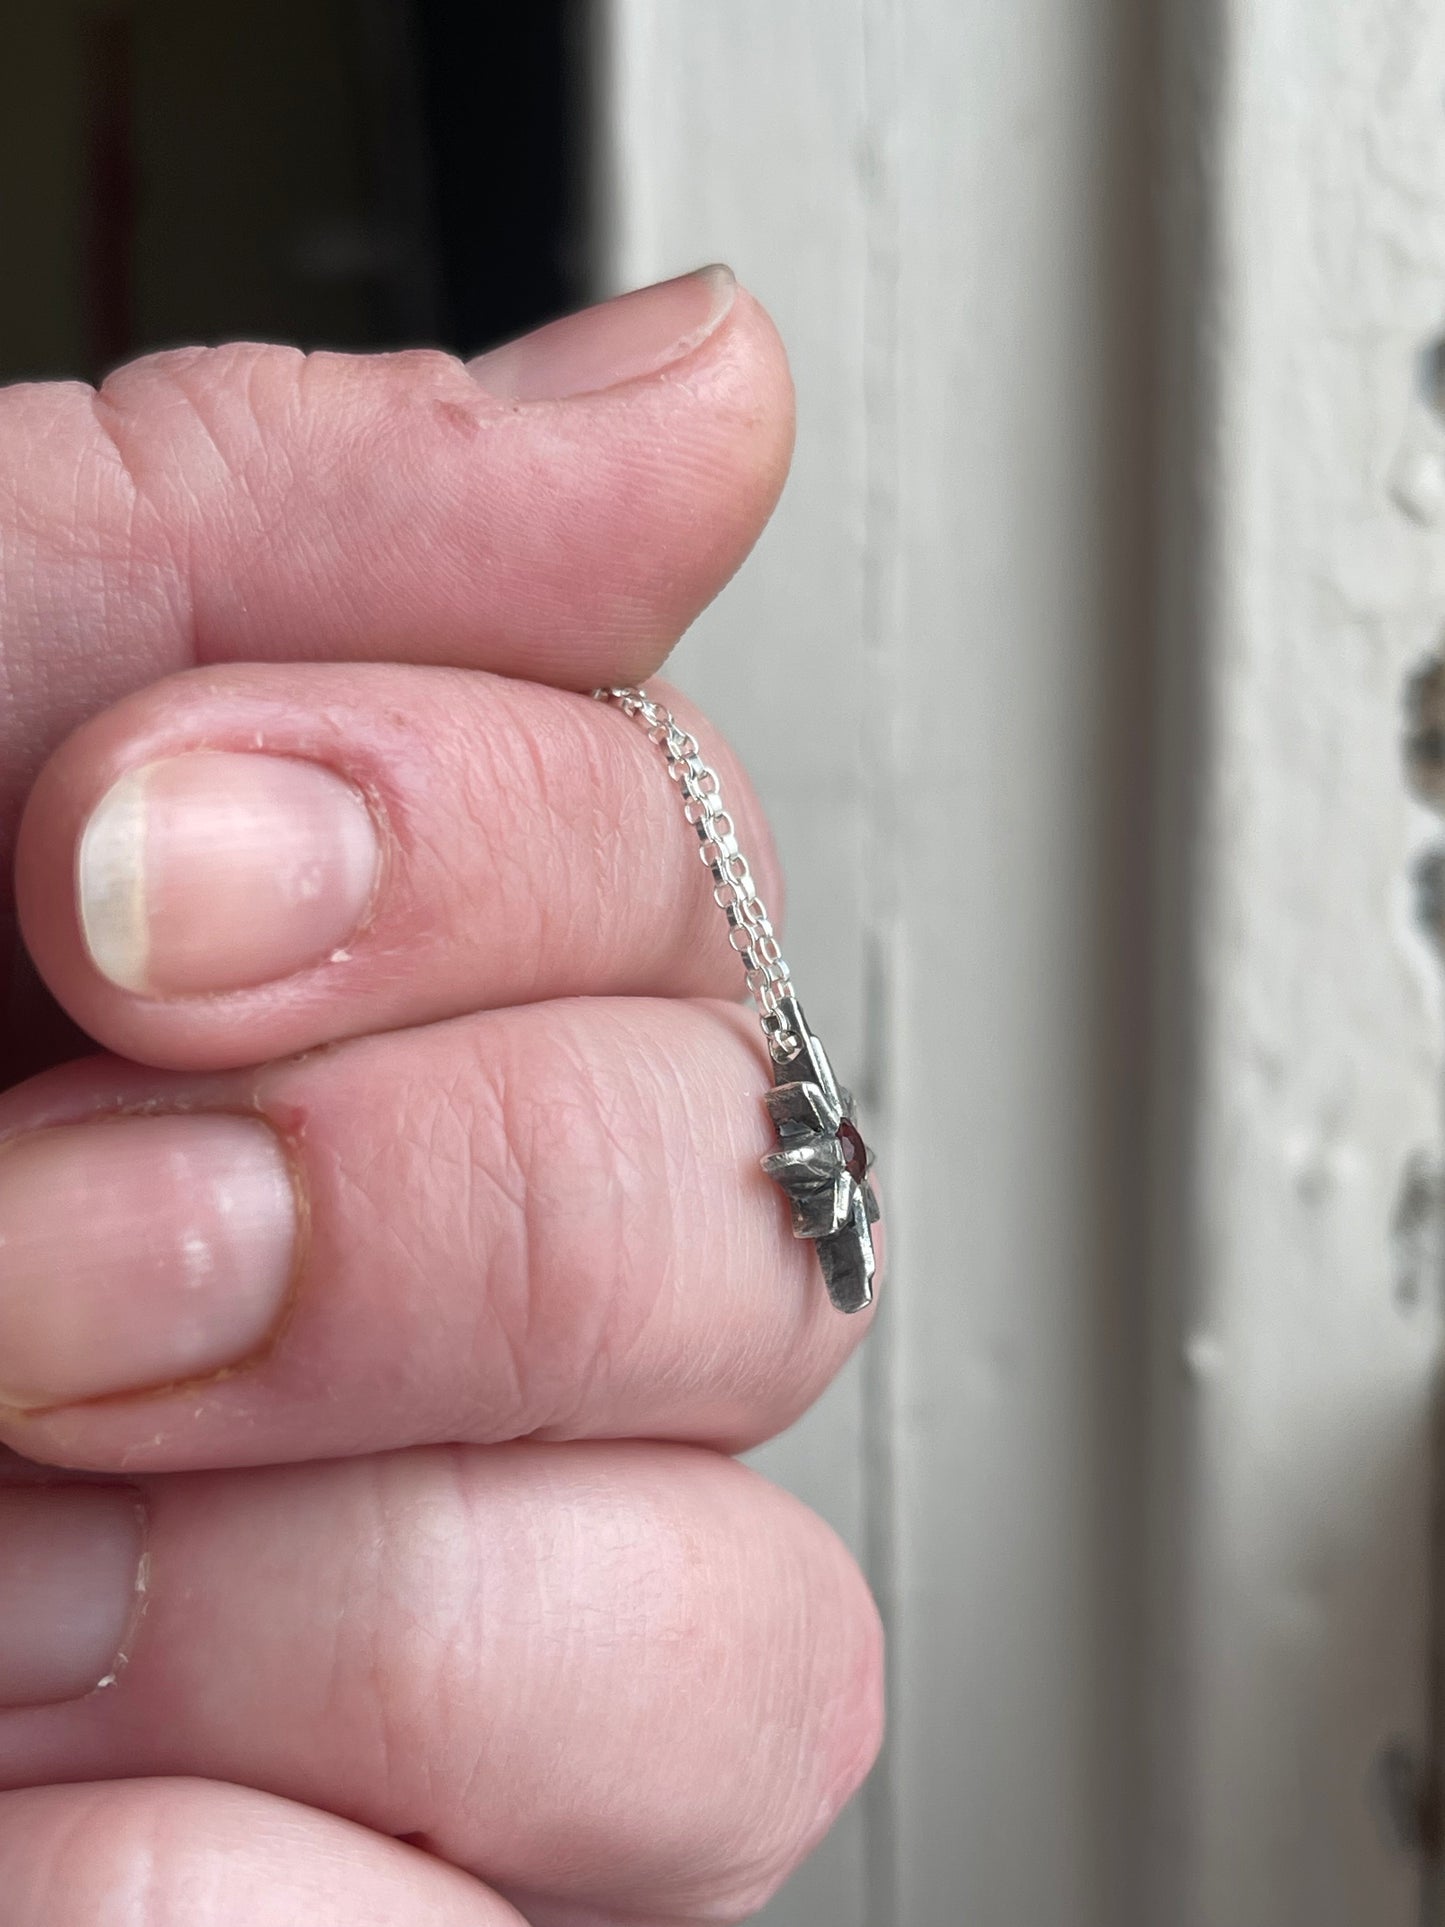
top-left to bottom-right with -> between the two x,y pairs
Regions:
593,689 -> 880,1317
760,996 -> 880,1313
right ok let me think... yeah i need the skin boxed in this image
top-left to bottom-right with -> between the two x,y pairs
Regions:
0,286 -> 883,1924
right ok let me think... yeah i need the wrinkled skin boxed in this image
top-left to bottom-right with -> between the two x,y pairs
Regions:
0,277 -> 883,1926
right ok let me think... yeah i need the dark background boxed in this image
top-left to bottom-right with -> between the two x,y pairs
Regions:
1,0 -> 595,384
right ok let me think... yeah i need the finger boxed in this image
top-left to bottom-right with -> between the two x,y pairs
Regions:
0,1447 -> 883,1923
505,1905 -> 688,1927
0,270 -> 792,867
0,997 -> 873,1469
0,1779 -> 525,1926
17,665 -> 782,1072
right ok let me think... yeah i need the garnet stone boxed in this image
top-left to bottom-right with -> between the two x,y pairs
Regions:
837,1117 -> 869,1183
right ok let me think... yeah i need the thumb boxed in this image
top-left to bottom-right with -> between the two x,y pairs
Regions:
0,267 -> 793,875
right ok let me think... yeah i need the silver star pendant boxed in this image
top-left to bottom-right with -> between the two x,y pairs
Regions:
760,996 -> 880,1314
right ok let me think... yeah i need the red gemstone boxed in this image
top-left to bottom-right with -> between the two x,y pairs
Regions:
837,1118 -> 868,1183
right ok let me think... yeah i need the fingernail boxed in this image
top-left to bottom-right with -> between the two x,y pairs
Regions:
468,265 -> 736,402
0,1114 -> 297,1408
79,752 -> 379,996
0,1485 -> 144,1706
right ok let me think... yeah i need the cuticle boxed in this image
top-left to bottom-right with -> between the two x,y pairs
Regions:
347,769 -> 395,946
92,1490 -> 151,1694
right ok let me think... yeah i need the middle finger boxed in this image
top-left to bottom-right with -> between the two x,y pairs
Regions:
0,996 -> 872,1473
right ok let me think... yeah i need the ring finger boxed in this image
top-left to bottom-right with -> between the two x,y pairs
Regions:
0,1446 -> 882,1923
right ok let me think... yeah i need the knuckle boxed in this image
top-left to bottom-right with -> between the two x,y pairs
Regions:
94,344 -> 301,516
457,999 -> 832,1448
90,343 -> 469,533
324,1451 -> 486,1814
478,1016 -> 683,1428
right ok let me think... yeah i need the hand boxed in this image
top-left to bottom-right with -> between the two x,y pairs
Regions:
0,271 -> 881,1926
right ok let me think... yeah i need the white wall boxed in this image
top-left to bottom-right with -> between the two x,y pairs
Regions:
602,3 -> 1445,1922
1147,3 -> 1445,1922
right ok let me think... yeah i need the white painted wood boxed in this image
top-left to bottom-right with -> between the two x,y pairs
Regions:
600,12 -> 878,1923
603,2 -> 1445,1923
602,3 -> 1153,1922
881,2 -> 1154,1920
1147,3 -> 1445,1921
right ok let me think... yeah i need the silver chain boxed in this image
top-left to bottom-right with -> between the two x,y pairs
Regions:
593,687 -> 799,1059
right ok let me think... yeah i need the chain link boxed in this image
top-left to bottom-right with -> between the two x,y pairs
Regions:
594,687 -> 799,1058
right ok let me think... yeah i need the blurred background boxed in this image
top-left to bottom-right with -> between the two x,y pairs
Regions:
1,2 -> 596,381
7,3 -> 1445,1925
